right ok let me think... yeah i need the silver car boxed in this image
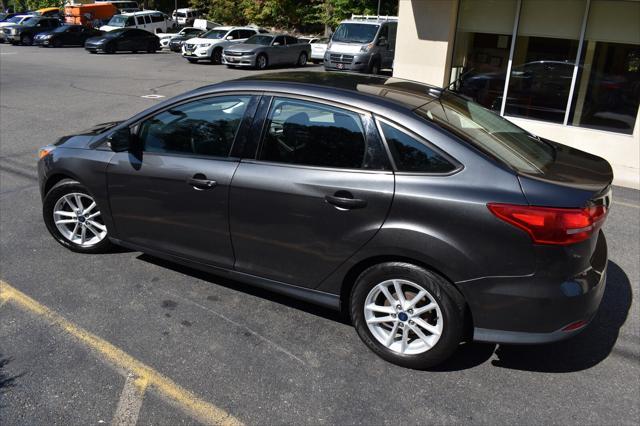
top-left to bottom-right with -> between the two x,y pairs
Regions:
223,34 -> 311,70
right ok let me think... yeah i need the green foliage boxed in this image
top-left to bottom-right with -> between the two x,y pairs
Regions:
187,0 -> 397,31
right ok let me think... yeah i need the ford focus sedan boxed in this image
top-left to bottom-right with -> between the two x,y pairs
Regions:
37,72 -> 612,369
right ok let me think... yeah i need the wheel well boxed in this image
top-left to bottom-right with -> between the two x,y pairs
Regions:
340,255 -> 474,337
44,173 -> 73,196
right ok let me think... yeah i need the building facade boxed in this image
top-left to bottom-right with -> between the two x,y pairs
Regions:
394,0 -> 640,189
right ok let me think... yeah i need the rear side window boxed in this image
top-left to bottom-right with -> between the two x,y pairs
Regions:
139,96 -> 251,157
151,13 -> 164,23
379,121 -> 456,173
260,98 -> 372,169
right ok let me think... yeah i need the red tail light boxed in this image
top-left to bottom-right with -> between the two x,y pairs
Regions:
487,203 -> 607,245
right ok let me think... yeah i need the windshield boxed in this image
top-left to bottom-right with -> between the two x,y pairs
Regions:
415,92 -> 554,174
332,23 -> 379,44
202,29 -> 227,39
245,35 -> 272,46
7,16 -> 30,24
107,15 -> 131,27
175,12 -> 186,17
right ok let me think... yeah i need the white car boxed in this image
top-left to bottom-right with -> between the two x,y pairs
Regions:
172,8 -> 198,26
182,26 -> 258,64
310,36 -> 329,63
100,10 -> 172,34
157,26 -> 199,48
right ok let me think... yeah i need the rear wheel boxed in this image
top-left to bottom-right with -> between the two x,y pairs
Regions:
256,53 -> 268,70
297,51 -> 308,67
43,179 -> 113,254
350,262 -> 465,369
211,47 -> 222,64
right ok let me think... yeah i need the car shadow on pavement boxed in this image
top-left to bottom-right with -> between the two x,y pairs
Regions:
137,254 -> 351,325
0,355 -> 22,403
491,261 -> 633,373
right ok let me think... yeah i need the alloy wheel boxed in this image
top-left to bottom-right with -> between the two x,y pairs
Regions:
52,193 -> 107,247
364,279 -> 443,355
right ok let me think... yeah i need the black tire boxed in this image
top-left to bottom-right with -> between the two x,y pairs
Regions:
105,42 -> 116,54
297,51 -> 308,67
21,34 -> 32,46
42,179 -> 113,254
312,59 -> 320,64
256,53 -> 268,70
147,41 -> 157,53
368,58 -> 380,75
187,58 -> 198,63
211,47 -> 222,64
350,262 -> 465,369
52,38 -> 62,48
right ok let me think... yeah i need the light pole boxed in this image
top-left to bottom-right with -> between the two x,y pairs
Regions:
377,0 -> 381,18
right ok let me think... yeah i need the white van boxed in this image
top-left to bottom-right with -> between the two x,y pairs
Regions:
172,8 -> 198,26
100,10 -> 172,33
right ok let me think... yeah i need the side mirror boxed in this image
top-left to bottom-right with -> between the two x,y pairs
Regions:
273,41 -> 281,46
226,35 -> 233,40
377,37 -> 388,46
107,127 -> 131,152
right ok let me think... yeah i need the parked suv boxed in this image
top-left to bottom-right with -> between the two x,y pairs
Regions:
37,72 -> 612,369
4,16 -> 60,45
182,26 -> 258,64
324,15 -> 397,74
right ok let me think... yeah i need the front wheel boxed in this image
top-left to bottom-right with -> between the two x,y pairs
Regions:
147,41 -> 157,53
211,47 -> 222,64
187,58 -> 198,63
350,262 -> 465,369
21,34 -> 32,46
105,42 -> 116,54
255,53 -> 268,70
368,59 -> 380,75
43,179 -> 112,254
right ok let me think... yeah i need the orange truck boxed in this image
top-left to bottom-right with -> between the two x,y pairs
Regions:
64,3 -> 117,28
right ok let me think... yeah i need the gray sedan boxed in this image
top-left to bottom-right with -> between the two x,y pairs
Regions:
222,34 -> 311,69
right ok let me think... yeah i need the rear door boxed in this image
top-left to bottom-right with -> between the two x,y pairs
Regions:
229,96 -> 393,289
107,94 -> 258,267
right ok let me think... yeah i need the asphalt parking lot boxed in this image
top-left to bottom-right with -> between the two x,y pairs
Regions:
1,43 -> 639,425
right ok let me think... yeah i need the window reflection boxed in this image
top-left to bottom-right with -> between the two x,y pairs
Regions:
569,0 -> 640,134
140,96 -> 250,157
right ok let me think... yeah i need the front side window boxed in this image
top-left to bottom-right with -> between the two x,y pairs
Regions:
246,35 -> 272,46
259,98 -> 372,169
202,29 -> 226,39
285,36 -> 298,45
273,35 -> 285,45
379,121 -> 456,173
139,96 -> 251,157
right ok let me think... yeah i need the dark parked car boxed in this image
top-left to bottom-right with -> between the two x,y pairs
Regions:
168,29 -> 204,52
84,28 -> 159,54
37,73 -> 612,369
222,34 -> 310,69
3,16 -> 59,45
34,24 -> 102,47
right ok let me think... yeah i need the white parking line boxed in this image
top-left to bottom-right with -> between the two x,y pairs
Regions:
112,373 -> 148,426
614,201 -> 640,209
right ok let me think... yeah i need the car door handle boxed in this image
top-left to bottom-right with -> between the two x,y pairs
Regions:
187,175 -> 216,190
325,192 -> 367,210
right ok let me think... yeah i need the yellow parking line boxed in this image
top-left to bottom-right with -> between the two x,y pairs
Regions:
0,280 -> 243,426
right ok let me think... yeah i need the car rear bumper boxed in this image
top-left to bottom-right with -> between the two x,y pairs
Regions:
460,231 -> 608,344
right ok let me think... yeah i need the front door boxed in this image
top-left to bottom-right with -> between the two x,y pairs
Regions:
107,94 -> 256,268
230,96 -> 393,288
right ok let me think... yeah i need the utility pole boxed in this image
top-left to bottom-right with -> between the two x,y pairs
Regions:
377,0 -> 381,18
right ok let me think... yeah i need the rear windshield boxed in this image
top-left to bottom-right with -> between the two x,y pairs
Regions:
332,23 -> 379,44
415,92 -> 554,174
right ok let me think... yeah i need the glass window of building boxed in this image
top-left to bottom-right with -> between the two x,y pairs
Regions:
504,0 -> 587,123
450,0 -> 518,111
569,0 -> 640,134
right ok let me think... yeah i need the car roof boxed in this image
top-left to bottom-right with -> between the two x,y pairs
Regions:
206,72 -> 442,112
121,10 -> 162,16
